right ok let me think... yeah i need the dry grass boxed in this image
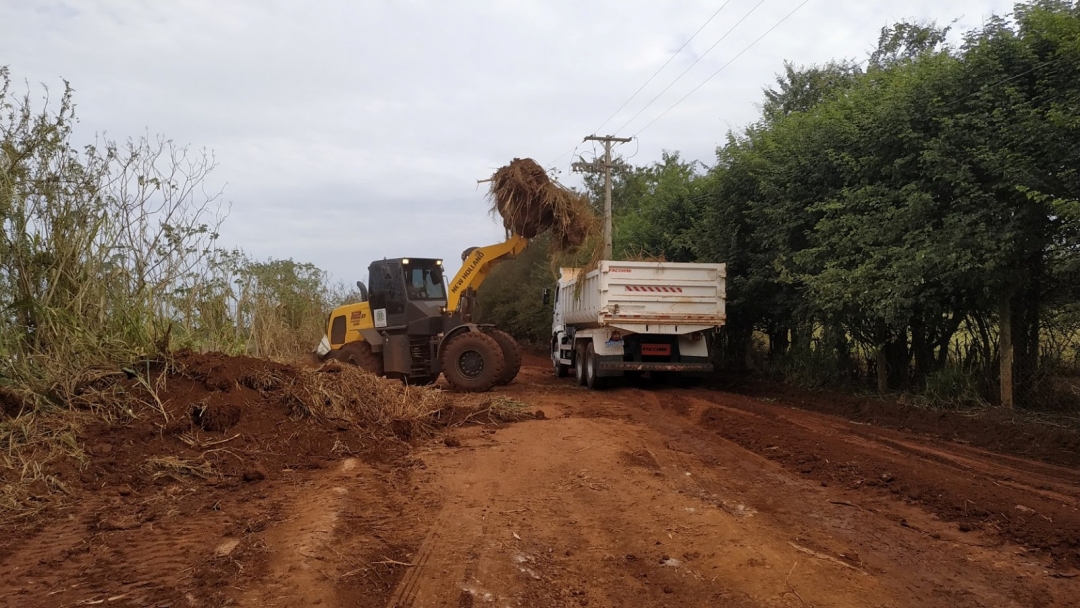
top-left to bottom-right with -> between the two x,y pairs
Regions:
0,409 -> 85,522
445,395 -> 533,425
488,158 -> 599,252
143,455 -> 215,481
270,360 -> 449,441
622,246 -> 669,263
0,367 -> 170,519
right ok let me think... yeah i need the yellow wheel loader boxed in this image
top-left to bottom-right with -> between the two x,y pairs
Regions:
316,235 -> 527,392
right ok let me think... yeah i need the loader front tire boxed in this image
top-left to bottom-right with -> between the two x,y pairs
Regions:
327,341 -> 383,376
441,332 -> 506,393
486,328 -> 522,386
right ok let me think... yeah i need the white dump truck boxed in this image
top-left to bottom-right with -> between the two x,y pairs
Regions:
550,260 -> 727,389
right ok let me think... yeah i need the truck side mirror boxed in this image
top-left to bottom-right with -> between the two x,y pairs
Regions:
542,288 -> 550,307
356,280 -> 369,302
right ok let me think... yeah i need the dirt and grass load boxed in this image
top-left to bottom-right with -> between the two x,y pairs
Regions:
488,157 -> 598,252
0,352 -> 529,522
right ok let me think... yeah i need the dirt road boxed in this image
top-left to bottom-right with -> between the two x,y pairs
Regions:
3,356 -> 1079,607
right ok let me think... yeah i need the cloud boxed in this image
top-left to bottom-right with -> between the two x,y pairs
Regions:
1,0 -> 1015,281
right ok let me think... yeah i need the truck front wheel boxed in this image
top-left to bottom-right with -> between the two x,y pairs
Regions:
441,332 -> 506,393
554,357 -> 570,378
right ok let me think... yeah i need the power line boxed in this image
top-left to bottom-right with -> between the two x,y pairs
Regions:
547,143 -> 580,177
549,3 -> 732,170
613,0 -> 768,135
593,1 -> 734,135
634,0 -> 812,137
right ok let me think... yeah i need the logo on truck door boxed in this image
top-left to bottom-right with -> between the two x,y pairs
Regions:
373,308 -> 387,328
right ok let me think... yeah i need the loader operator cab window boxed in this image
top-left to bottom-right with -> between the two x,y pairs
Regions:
404,262 -> 447,302
368,262 -> 406,315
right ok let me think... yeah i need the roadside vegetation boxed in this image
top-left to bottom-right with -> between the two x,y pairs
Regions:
480,0 -> 1080,410
0,67 -> 358,513
0,68 -> 348,411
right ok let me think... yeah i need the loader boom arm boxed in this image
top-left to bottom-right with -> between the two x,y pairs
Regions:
446,234 -> 528,313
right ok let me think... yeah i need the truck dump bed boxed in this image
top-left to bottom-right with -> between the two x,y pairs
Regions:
557,261 -> 726,333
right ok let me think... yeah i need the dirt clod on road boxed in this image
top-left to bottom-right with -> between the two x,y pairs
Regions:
3,354 -> 1080,607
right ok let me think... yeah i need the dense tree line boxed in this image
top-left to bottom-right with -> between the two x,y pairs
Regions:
480,1 -> 1080,408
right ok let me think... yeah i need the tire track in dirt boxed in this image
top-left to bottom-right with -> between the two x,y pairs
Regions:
390,391 -> 901,608
238,459 -> 358,606
0,488 -> 238,607
234,457 -> 430,607
686,387 -> 1080,500
6,358 -> 1079,607
621,386 -> 1065,607
507,365 -> 1077,608
674,386 -> 1080,569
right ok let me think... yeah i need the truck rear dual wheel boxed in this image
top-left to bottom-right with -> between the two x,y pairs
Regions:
572,341 -> 607,389
441,331 -> 507,393
485,328 -> 522,386
584,342 -> 606,390
574,343 -> 587,386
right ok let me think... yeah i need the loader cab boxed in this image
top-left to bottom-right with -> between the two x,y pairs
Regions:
367,258 -> 447,331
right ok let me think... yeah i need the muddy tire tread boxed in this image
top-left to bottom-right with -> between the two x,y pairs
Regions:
441,331 -> 506,393
486,329 -> 522,386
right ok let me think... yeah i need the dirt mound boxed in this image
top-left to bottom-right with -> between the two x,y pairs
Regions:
1,351 -> 530,524
720,377 -> 1080,469
488,158 -> 598,251
0,352 -> 536,606
63,354 -> 435,496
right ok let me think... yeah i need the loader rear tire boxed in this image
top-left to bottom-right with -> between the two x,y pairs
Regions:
327,341 -> 383,376
441,331 -> 506,393
405,374 -> 438,386
486,329 -> 522,386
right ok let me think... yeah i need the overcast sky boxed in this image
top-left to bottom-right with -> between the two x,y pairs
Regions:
2,0 -> 1015,284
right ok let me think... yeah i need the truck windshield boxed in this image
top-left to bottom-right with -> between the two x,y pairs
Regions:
405,263 -> 447,301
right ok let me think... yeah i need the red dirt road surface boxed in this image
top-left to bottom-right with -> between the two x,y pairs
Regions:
3,355 -> 1080,607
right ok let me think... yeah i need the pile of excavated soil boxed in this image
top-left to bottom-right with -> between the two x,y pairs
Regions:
3,351 -> 526,522
0,352 -> 533,607
79,352 -> 444,485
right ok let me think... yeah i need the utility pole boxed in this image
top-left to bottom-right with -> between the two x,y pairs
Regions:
572,134 -> 632,259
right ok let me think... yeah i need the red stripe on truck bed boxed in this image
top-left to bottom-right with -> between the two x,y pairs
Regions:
624,285 -> 684,293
